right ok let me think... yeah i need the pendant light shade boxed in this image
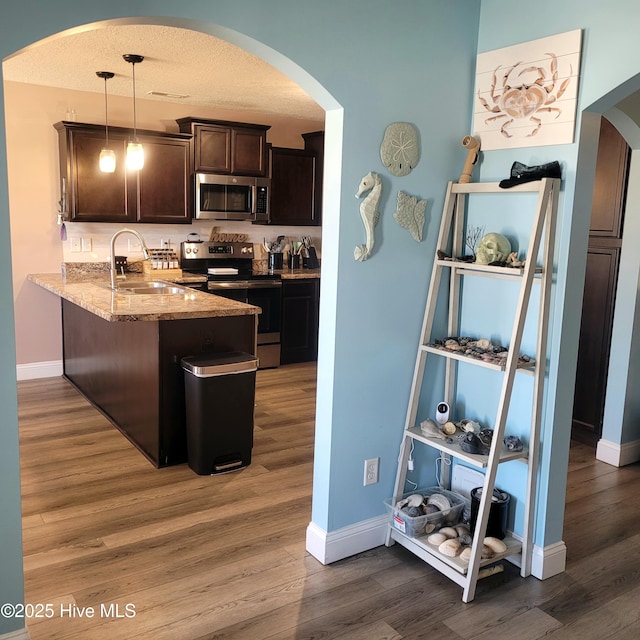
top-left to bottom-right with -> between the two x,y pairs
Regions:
100,148 -> 117,173
125,142 -> 144,170
123,54 -> 144,170
96,71 -> 116,173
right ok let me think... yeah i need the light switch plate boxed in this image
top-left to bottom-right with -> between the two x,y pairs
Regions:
81,237 -> 92,252
70,237 -> 81,253
451,465 -> 484,499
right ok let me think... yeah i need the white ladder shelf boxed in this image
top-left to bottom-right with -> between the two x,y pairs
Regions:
385,178 -> 559,602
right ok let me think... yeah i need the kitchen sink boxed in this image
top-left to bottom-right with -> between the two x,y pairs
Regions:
120,286 -> 187,295
108,281 -> 189,295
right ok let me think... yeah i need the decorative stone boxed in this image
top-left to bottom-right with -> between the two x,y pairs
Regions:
504,435 -> 524,451
442,421 -> 457,435
420,419 -> 446,439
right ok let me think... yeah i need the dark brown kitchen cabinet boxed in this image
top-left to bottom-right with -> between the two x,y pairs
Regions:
55,121 -> 191,223
176,117 -> 270,176
572,116 -> 630,446
62,298 -> 256,467
270,147 -> 317,226
280,278 -> 320,364
302,131 -> 324,226
136,134 -> 191,223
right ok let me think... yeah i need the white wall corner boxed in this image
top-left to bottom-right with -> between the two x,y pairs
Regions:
0,627 -> 31,640
596,438 -> 640,467
16,360 -> 63,381
530,541 -> 567,580
306,515 -> 388,565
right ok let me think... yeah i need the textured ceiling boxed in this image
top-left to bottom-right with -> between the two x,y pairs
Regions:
2,24 -> 325,122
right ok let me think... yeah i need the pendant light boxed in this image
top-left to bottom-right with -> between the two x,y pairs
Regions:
123,54 -> 144,170
96,71 -> 116,173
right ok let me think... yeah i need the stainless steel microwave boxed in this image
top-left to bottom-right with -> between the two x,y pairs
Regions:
194,174 -> 270,222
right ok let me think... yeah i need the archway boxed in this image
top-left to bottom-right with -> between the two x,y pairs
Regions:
2,15 -> 343,635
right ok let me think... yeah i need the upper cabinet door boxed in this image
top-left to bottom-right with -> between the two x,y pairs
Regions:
589,117 -> 630,238
195,125 -> 232,173
57,124 -> 133,223
136,135 -> 191,224
270,147 -> 317,226
231,127 -> 267,176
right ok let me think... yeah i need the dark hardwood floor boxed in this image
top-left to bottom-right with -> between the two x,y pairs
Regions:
16,363 -> 640,639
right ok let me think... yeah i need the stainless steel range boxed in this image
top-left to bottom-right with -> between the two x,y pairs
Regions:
180,241 -> 281,368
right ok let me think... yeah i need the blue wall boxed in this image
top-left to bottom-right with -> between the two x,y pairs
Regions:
0,79 -> 24,635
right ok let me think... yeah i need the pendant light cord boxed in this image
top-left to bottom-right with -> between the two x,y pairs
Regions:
103,77 -> 110,147
131,61 -> 137,143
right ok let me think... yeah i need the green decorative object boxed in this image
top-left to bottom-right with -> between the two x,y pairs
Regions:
394,191 -> 427,242
380,122 -> 420,176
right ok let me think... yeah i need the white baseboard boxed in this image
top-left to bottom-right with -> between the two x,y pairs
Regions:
16,360 -> 63,381
530,541 -> 567,580
306,517 -> 566,581
596,438 -> 640,467
0,627 -> 31,640
306,515 -> 388,565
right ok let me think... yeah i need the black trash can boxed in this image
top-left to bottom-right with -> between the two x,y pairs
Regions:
181,351 -> 259,475
470,487 -> 511,540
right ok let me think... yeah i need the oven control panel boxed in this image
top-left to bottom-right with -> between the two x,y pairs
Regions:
181,241 -> 254,261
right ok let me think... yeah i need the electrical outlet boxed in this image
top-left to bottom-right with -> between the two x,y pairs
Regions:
70,237 -> 81,253
363,457 -> 379,486
81,237 -> 92,252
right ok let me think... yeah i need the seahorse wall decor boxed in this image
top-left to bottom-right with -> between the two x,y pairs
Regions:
354,171 -> 382,261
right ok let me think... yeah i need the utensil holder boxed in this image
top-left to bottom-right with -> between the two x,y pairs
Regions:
268,253 -> 283,271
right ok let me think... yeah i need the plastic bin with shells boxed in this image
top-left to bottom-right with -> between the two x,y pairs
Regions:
385,487 -> 508,564
385,487 -> 466,538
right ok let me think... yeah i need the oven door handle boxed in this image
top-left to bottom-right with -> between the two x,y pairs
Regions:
207,280 -> 282,289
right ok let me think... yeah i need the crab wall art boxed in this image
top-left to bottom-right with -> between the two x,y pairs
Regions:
472,29 -> 582,150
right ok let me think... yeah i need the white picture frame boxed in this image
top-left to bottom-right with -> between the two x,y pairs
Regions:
473,29 -> 582,151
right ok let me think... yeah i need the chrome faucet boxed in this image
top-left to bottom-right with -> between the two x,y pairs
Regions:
110,228 -> 151,290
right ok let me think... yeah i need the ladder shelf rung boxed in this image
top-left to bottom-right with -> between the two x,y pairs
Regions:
420,344 -> 536,374
436,259 -> 543,279
405,426 -> 528,467
388,526 -> 522,576
450,180 -> 550,194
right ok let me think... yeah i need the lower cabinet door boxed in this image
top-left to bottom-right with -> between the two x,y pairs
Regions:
281,279 -> 319,364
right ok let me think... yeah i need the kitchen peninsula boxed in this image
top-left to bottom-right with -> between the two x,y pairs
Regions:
28,272 -> 259,467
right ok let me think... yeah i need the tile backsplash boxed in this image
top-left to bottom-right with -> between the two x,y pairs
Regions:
62,221 -> 322,264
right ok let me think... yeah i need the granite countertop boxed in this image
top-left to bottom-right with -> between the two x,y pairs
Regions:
28,273 -> 260,323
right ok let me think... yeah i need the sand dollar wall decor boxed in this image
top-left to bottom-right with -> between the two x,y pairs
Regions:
380,122 -> 420,176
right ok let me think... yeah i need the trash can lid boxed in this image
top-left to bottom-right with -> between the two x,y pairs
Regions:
181,351 -> 259,377
471,487 -> 510,504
